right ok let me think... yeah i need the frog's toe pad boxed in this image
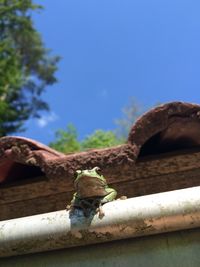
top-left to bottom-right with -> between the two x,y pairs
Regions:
66,205 -> 70,210
117,196 -> 127,200
96,207 -> 105,219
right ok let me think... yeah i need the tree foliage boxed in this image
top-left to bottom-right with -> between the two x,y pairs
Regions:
81,130 -> 122,150
0,0 -> 59,136
49,124 -> 81,153
49,125 -> 122,154
49,99 -> 143,154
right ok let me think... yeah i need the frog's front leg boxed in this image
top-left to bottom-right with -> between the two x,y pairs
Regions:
66,192 -> 78,212
101,187 -> 117,204
96,203 -> 104,219
96,187 -> 117,219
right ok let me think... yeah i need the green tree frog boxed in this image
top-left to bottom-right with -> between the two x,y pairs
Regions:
67,167 -> 117,218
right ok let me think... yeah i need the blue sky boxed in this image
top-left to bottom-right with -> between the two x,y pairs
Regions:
23,0 -> 200,144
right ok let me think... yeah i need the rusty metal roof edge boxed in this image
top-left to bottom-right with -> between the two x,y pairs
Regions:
1,185 -> 200,258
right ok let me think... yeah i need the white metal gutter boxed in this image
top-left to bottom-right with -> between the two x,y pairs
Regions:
1,186 -> 200,257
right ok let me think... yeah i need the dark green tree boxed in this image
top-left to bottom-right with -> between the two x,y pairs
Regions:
49,124 -> 81,153
81,130 -> 122,150
49,124 -> 122,154
49,99 -> 144,154
0,0 -> 59,136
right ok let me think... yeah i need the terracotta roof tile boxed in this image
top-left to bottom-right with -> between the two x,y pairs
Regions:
1,101 -> 200,184
128,101 -> 200,157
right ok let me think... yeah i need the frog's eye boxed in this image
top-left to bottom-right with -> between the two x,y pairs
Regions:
95,167 -> 101,175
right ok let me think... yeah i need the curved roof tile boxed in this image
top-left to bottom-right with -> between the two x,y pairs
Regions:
0,136 -> 65,183
1,102 -> 200,184
128,101 -> 200,157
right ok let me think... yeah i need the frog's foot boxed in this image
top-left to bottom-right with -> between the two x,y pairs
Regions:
66,204 -> 71,211
117,196 -> 127,200
66,204 -> 76,217
96,205 -> 105,219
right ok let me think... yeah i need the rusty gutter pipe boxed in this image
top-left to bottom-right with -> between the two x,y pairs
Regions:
1,186 -> 200,257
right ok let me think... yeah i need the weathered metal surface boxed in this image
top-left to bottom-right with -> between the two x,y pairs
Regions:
1,186 -> 200,258
1,228 -> 200,267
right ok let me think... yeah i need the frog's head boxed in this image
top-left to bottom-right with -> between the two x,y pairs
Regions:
74,167 -> 108,199
75,167 -> 104,182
